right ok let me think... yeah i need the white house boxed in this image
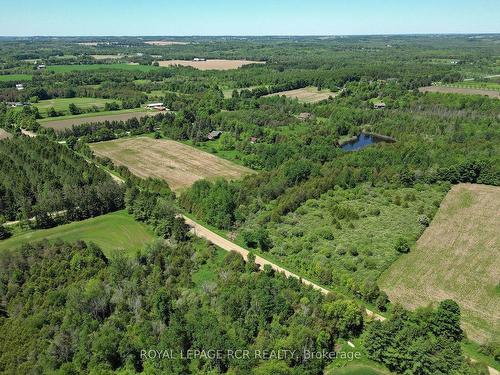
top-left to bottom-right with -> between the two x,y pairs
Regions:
146,102 -> 167,111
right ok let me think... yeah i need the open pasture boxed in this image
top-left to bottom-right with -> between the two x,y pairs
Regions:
157,59 -> 265,70
90,137 -> 253,191
34,97 -> 117,117
419,85 -> 500,98
264,86 -> 337,103
0,74 -> 32,82
40,109 -> 153,131
0,210 -> 154,257
380,184 -> 500,344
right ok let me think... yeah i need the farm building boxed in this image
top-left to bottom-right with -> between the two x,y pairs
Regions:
298,112 -> 313,121
207,130 -> 222,140
373,102 -> 386,109
15,83 -> 24,91
146,102 -> 167,111
5,101 -> 29,107
193,57 -> 207,61
37,64 -> 46,70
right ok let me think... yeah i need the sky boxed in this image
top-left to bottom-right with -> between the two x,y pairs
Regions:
1,0 -> 499,36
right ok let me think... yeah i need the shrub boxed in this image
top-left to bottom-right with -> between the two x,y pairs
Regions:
0,224 -> 12,240
418,215 -> 430,226
395,238 -> 410,253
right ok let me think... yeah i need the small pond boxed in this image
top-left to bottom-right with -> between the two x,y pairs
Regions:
341,132 -> 395,151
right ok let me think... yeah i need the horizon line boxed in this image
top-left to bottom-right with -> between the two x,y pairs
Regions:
1,32 -> 500,38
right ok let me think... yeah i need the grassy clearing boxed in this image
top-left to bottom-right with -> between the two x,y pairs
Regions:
33,97 -> 118,117
380,184 -> 500,344
181,138 -> 248,167
419,85 -> 500,98
39,108 -> 152,131
264,86 -> 337,103
242,184 -> 447,285
447,81 -> 500,91
90,137 -> 254,191
325,339 -> 392,374
0,210 -> 154,257
191,243 -> 227,288
0,74 -> 33,82
39,107 -> 146,123
47,64 -> 161,73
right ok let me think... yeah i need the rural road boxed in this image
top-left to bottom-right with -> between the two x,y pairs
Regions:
184,215 -> 500,374
182,215 -> 385,321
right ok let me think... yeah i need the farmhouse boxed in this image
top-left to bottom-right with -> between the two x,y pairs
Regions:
146,102 -> 167,111
373,102 -> 386,109
298,112 -> 313,121
207,130 -> 222,140
37,64 -> 46,70
15,83 -> 24,91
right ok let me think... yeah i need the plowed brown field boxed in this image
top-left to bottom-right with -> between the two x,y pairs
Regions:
90,137 -> 253,191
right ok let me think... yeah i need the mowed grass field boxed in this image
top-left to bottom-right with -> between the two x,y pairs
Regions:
90,137 -> 254,191
419,86 -> 500,98
264,86 -> 337,103
157,59 -> 265,70
0,74 -> 32,82
380,184 -> 500,344
34,97 -> 118,117
40,109 -> 152,131
0,210 -> 154,257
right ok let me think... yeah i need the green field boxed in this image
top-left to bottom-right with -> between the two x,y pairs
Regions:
0,210 -> 154,257
380,184 -> 500,344
38,107 -> 147,124
191,243 -> 227,287
0,74 -> 33,82
447,81 -> 500,91
33,97 -> 119,117
47,64 -> 161,73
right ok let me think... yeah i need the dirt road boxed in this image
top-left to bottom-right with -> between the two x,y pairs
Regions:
183,215 -> 385,321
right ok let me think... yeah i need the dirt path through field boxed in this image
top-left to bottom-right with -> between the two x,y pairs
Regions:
183,215 -> 385,321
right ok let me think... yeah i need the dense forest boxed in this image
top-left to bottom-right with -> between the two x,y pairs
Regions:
0,239 -> 486,374
0,136 -> 123,225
